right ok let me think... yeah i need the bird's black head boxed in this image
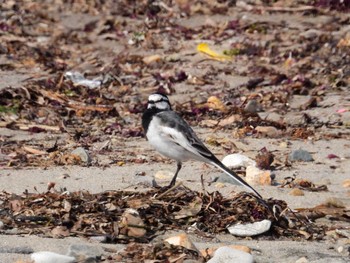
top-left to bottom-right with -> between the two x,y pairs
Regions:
147,93 -> 172,111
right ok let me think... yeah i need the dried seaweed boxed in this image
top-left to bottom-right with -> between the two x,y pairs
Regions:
0,187 -> 331,242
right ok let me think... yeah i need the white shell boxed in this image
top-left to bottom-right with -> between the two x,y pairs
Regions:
207,246 -> 254,263
31,251 -> 75,263
222,154 -> 256,168
227,219 -> 271,237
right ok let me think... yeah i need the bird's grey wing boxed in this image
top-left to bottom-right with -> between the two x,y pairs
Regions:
157,111 -> 214,159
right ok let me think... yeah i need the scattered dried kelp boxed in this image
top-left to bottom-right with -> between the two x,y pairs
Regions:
0,186 -> 333,241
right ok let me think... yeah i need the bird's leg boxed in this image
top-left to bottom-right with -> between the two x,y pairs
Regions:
169,162 -> 182,187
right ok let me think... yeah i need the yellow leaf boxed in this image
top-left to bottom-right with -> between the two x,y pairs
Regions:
117,161 -> 125,166
197,43 -> 231,61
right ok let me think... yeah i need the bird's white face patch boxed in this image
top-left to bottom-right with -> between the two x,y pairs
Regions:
147,93 -> 171,110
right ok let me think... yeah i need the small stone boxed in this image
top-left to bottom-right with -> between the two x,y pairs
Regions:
165,233 -> 199,252
71,147 -> 91,164
215,182 -> 226,188
244,100 -> 263,113
207,246 -> 254,263
288,149 -> 314,162
284,113 -> 308,127
279,141 -> 289,148
227,219 -> 271,237
31,251 -> 75,263
245,166 -> 272,186
337,246 -> 344,253
142,54 -> 162,65
118,208 -> 146,237
201,245 -> 251,258
133,174 -> 157,187
228,245 -> 251,254
300,29 -> 322,40
255,126 -> 280,137
67,244 -> 103,262
289,188 -> 304,196
295,256 -> 309,263
218,115 -> 239,127
222,154 -> 256,168
89,236 -> 108,243
0,220 -> 4,229
342,179 -> 350,188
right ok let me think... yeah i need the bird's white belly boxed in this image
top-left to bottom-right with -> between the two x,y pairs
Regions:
147,120 -> 193,162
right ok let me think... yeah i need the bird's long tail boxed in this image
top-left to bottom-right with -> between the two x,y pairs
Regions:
211,160 -> 263,199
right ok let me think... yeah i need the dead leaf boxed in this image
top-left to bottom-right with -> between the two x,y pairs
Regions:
197,43 -> 231,61
173,196 -> 203,219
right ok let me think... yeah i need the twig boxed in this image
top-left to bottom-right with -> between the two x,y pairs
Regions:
154,181 -> 182,199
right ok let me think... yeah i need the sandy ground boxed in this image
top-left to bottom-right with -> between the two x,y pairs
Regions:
1,129 -> 350,262
1,1 -> 350,262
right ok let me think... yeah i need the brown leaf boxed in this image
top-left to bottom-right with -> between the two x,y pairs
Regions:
51,226 -> 70,238
9,199 -> 23,212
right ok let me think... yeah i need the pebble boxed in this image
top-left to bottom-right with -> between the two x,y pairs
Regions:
244,99 -> 263,113
222,154 -> 256,168
214,182 -> 226,188
288,149 -> 314,162
227,219 -> 271,237
284,113 -> 308,126
133,174 -> 157,187
31,251 -> 75,263
255,126 -> 280,137
118,208 -> 146,237
165,233 -> 199,252
279,141 -> 289,148
142,54 -> 162,65
289,188 -> 305,196
201,245 -> 251,258
0,220 -> 4,229
295,257 -> 309,263
337,246 -> 344,253
71,147 -> 91,164
300,29 -> 322,40
245,166 -> 272,186
89,236 -> 108,243
207,246 -> 254,263
342,179 -> 350,188
67,244 -> 103,262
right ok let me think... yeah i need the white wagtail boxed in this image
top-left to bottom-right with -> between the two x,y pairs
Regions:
142,93 -> 262,198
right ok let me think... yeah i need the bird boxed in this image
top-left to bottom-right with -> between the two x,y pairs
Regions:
142,93 -> 262,199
